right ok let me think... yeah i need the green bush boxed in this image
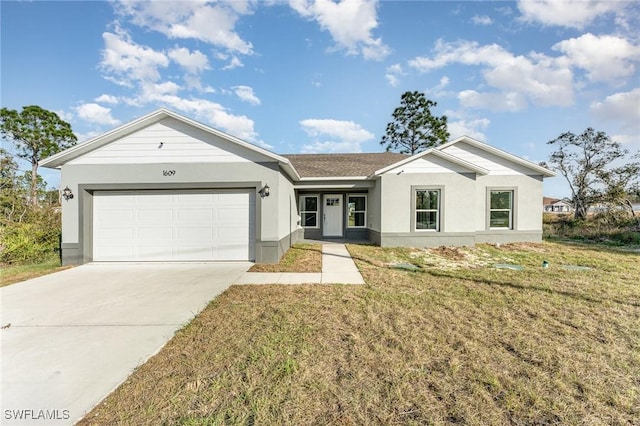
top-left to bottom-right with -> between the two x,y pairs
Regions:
543,211 -> 640,246
0,207 -> 61,265
0,222 -> 60,264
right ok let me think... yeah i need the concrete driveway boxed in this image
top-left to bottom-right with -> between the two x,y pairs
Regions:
0,262 -> 250,425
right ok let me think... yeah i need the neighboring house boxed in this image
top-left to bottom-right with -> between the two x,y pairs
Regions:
543,197 -> 572,213
41,109 -> 555,265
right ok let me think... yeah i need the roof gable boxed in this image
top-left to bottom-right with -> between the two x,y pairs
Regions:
41,109 -> 300,179
374,148 -> 490,176
439,136 -> 556,177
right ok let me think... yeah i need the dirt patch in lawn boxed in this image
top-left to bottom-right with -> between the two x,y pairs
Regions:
248,243 -> 322,272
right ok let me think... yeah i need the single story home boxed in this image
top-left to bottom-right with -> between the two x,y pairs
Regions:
543,197 -> 572,213
41,109 -> 555,265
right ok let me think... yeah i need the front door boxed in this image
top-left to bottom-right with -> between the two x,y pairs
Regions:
323,194 -> 343,237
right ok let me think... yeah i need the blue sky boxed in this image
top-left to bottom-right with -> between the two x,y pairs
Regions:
2,0 -> 639,198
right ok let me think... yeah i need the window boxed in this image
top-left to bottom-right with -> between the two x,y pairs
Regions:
489,190 -> 513,229
415,189 -> 440,231
348,195 -> 366,228
299,195 -> 319,228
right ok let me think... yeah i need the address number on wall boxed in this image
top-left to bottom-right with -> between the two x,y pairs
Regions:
162,170 -> 176,176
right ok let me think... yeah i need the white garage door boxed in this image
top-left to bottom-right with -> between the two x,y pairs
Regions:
93,190 -> 255,261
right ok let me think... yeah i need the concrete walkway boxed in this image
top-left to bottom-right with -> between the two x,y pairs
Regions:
234,243 -> 365,284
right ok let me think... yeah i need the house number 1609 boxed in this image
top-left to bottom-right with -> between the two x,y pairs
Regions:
162,170 -> 176,176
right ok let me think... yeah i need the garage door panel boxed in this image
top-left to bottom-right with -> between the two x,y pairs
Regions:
176,227 -> 215,243
138,227 -> 173,242
216,193 -> 249,205
94,190 -> 254,261
95,227 -> 134,241
177,193 -> 214,204
176,208 -> 214,223
95,246 -> 135,259
217,227 -> 248,240
137,209 -> 173,224
95,209 -> 134,226
137,194 -> 173,205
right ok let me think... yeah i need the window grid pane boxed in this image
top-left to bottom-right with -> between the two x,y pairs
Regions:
415,189 -> 440,231
300,196 -> 319,228
347,195 -> 366,228
489,190 -> 513,229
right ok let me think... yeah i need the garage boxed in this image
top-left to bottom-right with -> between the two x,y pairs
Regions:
93,190 -> 255,261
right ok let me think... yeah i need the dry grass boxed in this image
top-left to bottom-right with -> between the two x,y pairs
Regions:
79,242 -> 639,425
248,243 -> 322,272
0,256 -> 71,287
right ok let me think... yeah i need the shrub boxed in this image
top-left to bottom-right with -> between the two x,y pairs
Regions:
0,207 -> 61,264
543,211 -> 640,246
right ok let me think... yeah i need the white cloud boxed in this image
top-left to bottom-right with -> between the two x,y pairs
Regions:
300,118 -> 374,153
168,47 -> 210,74
289,0 -> 390,61
114,1 -> 254,54
471,15 -> 493,25
100,30 -> 169,85
591,89 -> 640,151
75,103 -> 121,126
55,110 -> 74,122
553,33 -> 640,84
75,130 -> 103,144
222,56 -> 244,70
517,0 -> 623,29
427,76 -> 451,98
233,85 -> 261,105
94,94 -> 119,104
408,39 -> 574,110
591,88 -> 640,129
158,95 -> 258,142
447,118 -> 490,141
384,63 -> 404,87
458,90 -> 528,111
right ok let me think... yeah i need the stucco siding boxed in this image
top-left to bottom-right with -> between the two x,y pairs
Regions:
380,172 -> 477,233
476,174 -> 543,232
368,181 -> 381,232
276,170 -> 300,241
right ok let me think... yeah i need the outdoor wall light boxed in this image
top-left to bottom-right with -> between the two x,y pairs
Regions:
259,184 -> 270,198
62,186 -> 74,201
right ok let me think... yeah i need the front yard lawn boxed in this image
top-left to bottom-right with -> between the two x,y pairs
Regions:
79,242 -> 639,425
248,243 -> 322,272
0,255 -> 71,287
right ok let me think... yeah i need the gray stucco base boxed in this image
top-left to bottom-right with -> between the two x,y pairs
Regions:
256,229 -> 304,264
61,243 -> 81,266
369,229 -> 542,248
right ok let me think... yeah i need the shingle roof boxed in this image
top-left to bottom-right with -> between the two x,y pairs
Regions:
283,152 -> 408,178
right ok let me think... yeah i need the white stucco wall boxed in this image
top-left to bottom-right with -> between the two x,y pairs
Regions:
379,172 -> 477,233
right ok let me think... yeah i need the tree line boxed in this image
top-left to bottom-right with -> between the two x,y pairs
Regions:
1,106 -> 77,263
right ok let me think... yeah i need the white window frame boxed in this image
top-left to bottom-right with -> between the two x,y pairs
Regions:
488,189 -> 515,230
347,194 -> 367,228
412,188 -> 442,232
299,195 -> 320,228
